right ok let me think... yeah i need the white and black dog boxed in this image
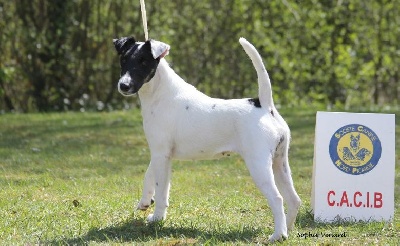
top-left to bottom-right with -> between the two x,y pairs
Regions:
113,37 -> 301,241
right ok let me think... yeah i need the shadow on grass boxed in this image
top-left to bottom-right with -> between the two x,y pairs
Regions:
51,217 -> 263,244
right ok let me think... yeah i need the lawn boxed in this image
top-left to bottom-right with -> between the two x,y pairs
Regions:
0,109 -> 399,245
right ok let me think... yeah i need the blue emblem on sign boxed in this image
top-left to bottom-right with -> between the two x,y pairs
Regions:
329,124 -> 382,175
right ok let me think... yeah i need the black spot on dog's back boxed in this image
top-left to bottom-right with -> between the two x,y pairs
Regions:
248,98 -> 262,108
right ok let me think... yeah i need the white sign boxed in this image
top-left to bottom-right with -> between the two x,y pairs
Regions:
312,112 -> 395,222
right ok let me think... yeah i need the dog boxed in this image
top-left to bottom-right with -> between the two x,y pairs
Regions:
113,37 -> 301,241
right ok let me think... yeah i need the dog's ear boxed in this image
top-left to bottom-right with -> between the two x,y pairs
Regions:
148,40 -> 170,59
113,37 -> 136,55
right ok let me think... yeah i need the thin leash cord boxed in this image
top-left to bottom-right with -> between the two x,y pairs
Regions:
140,0 -> 149,40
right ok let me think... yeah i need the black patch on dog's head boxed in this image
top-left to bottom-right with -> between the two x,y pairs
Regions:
113,37 -> 136,55
248,98 -> 262,108
113,37 -> 161,95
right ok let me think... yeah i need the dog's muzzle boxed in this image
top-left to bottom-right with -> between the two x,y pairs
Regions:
118,74 -> 136,96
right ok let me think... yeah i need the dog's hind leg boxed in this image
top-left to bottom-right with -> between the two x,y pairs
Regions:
243,152 -> 287,242
146,154 -> 172,222
137,161 -> 156,211
272,141 -> 301,232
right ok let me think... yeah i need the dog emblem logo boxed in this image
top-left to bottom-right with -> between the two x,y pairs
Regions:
329,124 -> 382,175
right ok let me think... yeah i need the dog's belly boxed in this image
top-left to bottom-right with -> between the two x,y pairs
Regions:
170,108 -> 239,160
172,117 -> 236,160
172,141 -> 235,161
173,149 -> 234,161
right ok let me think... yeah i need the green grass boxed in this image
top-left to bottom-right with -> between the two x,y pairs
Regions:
0,109 -> 399,245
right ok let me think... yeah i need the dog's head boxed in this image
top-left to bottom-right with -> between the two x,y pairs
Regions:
113,37 -> 170,96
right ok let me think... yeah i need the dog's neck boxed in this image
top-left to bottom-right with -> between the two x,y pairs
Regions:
138,59 -> 183,107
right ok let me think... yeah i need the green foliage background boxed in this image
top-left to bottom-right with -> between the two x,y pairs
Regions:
0,0 -> 399,112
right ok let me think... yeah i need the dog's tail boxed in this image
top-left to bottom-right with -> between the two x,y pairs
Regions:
239,37 -> 273,109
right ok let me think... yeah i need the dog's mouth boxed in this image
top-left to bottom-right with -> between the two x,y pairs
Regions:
119,91 -> 136,96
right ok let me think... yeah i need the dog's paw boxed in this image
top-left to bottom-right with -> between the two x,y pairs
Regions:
137,202 -> 150,211
136,198 -> 155,211
268,232 -> 288,243
146,213 -> 165,223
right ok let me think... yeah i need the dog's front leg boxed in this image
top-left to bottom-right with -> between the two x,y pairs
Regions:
146,155 -> 172,222
137,161 -> 156,211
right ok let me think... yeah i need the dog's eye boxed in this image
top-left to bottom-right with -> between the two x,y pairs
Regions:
139,57 -> 146,66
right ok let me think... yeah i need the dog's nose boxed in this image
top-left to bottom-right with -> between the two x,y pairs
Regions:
119,83 -> 130,92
